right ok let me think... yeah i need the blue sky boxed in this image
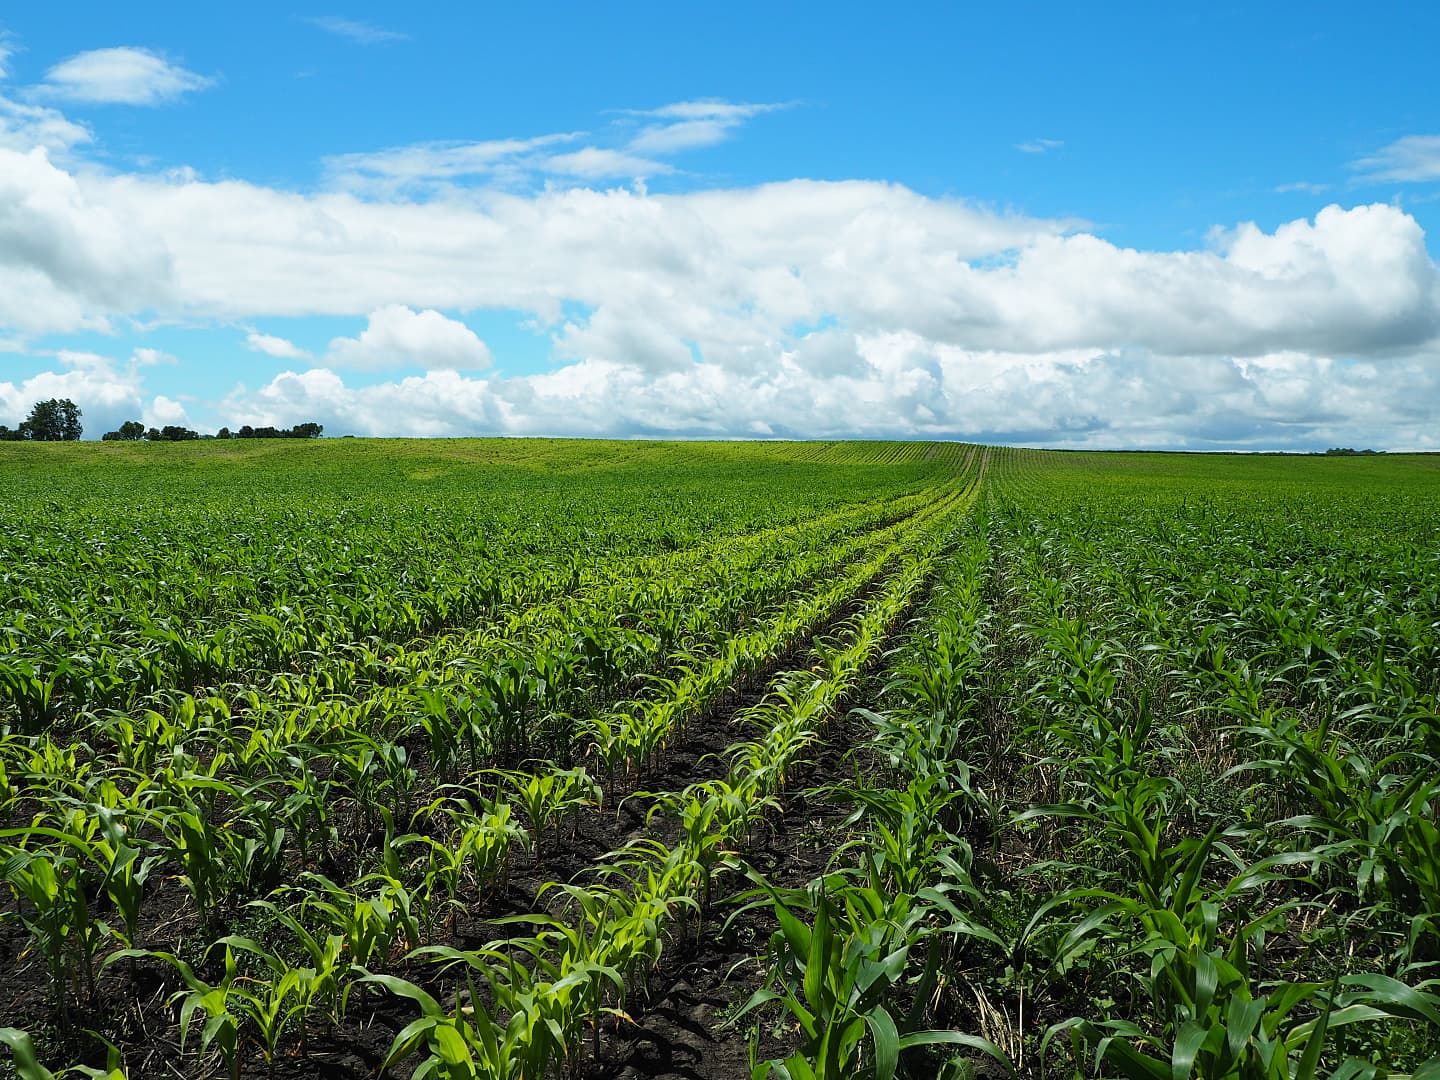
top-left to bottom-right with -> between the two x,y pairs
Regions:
2,3 -> 1439,447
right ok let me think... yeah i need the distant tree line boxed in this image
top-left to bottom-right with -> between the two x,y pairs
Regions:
1322,447 -> 1384,456
0,398 -> 325,442
224,422 -> 324,440
103,420 -> 324,441
103,423 -> 202,442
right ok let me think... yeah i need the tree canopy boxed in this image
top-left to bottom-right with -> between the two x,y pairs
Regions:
99,419 -> 325,441
0,399 -> 83,441
232,422 -> 324,439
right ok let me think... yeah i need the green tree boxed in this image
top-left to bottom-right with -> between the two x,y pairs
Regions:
102,420 -> 146,441
23,399 -> 83,441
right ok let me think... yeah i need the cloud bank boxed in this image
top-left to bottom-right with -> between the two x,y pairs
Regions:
0,66 -> 1438,448
7,149 -> 1435,360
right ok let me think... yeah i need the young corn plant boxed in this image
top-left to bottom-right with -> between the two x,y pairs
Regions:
0,835 -> 105,1024
229,966 -> 316,1074
734,872 -> 1013,1080
216,933 -> 332,1070
1236,718 -> 1440,963
148,801 -> 229,929
109,948 -> 242,1080
6,807 -> 158,1000
356,971 -> 497,1080
231,904 -> 350,1027
829,772 -> 992,896
359,955 -> 588,1080
277,764 -> 335,872
0,1028 -> 60,1080
594,838 -> 704,967
492,765 -> 601,859
293,870 -> 421,970
90,807 -> 159,950
0,656 -> 71,734
230,781 -> 290,897
451,800 -> 529,894
638,777 -> 773,921
1048,973 -> 1440,1080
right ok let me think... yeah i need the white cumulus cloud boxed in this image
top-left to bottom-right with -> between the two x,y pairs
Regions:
144,394 -> 190,427
245,331 -> 311,360
225,367 -> 505,437
0,96 -> 90,155
3,149 -> 1436,365
198,340 -> 1440,452
0,147 -> 173,334
132,346 -> 178,367
325,306 -> 492,370
0,350 -> 146,435
37,47 -> 214,106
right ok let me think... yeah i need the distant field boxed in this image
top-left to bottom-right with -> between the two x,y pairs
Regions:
2,440 -> 1438,1079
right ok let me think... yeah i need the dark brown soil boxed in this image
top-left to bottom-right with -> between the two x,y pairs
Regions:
580,712 -> 869,1080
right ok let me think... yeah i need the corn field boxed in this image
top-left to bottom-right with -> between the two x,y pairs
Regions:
1,438 -> 1438,1080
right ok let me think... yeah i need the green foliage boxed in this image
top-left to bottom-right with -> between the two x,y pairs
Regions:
14,399 -> 83,442
3,441 -> 1439,1077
